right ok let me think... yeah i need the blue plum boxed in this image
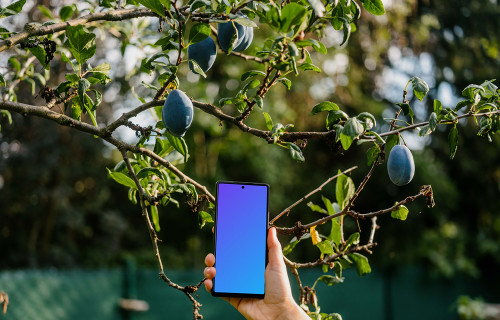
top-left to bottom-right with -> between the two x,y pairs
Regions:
387,144 -> 415,186
162,89 -> 193,137
233,24 -> 253,52
217,19 -> 253,52
187,36 -> 217,74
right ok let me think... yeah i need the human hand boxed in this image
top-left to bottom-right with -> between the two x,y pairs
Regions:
204,227 -> 309,320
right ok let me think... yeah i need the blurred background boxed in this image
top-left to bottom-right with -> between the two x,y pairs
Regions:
0,0 -> 499,319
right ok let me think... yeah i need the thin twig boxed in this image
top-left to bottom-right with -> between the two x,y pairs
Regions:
276,185 -> 433,235
270,166 -> 358,224
293,243 -> 377,268
121,149 -> 203,319
284,257 -> 305,305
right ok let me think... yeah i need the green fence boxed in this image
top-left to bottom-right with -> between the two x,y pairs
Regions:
0,267 -> 495,320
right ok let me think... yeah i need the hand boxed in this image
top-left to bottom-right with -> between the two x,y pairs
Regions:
203,227 -> 310,320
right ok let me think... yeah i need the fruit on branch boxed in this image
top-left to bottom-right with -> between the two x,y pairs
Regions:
162,89 -> 193,137
387,144 -> 415,186
217,18 -> 253,52
187,37 -> 217,74
234,24 -> 253,52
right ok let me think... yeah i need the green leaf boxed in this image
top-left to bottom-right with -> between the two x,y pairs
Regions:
307,202 -> 327,214
418,124 -> 432,137
278,78 -> 292,90
366,144 -> 380,166
71,99 -> 82,120
107,168 -> 138,189
0,0 -> 25,19
335,170 -> 355,209
321,196 -> 336,216
298,62 -> 321,73
198,211 -> 214,228
461,84 -> 484,100
282,236 -> 303,255
348,253 -> 371,276
316,240 -> 334,255
151,205 -> 160,231
154,137 -> 171,157
340,117 -> 364,150
396,103 -> 414,120
137,167 -> 163,180
262,111 -> 273,131
280,3 -> 307,33
326,110 -> 349,128
78,78 -> 90,105
233,17 -> 258,28
188,23 -> 211,44
37,5 -> 53,19
0,73 -> 5,86
344,232 -> 360,249
243,79 -> 260,90
449,126 -> 458,159
357,112 -> 376,129
384,134 -> 399,156
165,132 -> 188,163
138,0 -> 166,16
255,96 -> 264,109
28,46 -> 49,69
410,76 -> 429,101
241,70 -> 266,81
329,218 -> 341,246
189,59 -> 207,78
89,62 -> 111,74
0,110 -> 12,125
66,25 -> 96,65
391,204 -> 409,220
433,99 -> 443,115
315,275 -> 344,287
311,101 -> 339,115
455,100 -> 471,111
361,0 -> 385,15
59,6 -> 74,21
429,112 -> 438,131
287,142 -> 305,162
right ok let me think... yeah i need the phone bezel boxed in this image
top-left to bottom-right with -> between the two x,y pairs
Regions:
211,181 -> 269,299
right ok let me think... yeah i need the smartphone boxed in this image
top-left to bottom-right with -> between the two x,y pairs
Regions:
212,181 -> 269,298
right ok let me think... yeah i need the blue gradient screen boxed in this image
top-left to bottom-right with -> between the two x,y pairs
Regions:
214,182 -> 268,295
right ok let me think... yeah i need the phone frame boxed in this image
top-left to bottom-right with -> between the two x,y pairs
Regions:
211,181 -> 269,298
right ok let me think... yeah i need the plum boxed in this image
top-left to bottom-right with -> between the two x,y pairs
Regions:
187,36 -> 217,74
387,144 -> 415,186
233,24 -> 253,52
217,19 -> 253,52
162,89 -> 193,137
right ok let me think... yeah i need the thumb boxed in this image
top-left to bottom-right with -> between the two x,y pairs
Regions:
267,227 -> 286,271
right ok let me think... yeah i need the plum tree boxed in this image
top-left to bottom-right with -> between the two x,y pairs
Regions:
387,144 -> 415,186
187,36 -> 217,74
162,89 -> 194,137
0,1 -> 499,320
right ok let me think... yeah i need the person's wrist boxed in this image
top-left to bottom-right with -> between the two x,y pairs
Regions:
274,300 -> 309,320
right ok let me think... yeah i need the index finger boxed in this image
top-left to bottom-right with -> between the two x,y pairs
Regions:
205,253 -> 215,267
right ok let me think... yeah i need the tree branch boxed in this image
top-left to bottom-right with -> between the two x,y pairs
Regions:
120,149 -> 204,320
0,100 -> 215,203
270,166 -> 358,224
276,185 -> 434,235
0,8 -> 156,53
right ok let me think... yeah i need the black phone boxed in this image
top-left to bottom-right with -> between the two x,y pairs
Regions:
212,181 -> 269,298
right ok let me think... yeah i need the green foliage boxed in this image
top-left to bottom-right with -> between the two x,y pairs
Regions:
66,25 -> 96,66
391,204 -> 409,221
2,0 -> 500,318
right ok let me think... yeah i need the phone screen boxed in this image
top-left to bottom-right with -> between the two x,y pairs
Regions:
213,181 -> 269,297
